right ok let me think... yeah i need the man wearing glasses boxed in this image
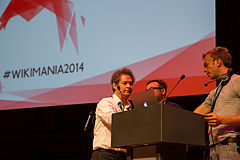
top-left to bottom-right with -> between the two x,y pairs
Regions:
146,79 -> 182,109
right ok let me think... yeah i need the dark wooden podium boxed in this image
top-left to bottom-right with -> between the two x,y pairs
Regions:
111,104 -> 205,160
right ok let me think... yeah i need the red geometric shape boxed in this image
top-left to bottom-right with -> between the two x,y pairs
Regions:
80,15 -> 85,26
0,0 -> 81,54
69,12 -> 79,53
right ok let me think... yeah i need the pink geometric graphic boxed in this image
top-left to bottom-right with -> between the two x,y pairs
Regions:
0,31 -> 216,110
80,16 -> 85,26
69,12 -> 79,53
0,80 -> 2,95
0,0 -> 85,54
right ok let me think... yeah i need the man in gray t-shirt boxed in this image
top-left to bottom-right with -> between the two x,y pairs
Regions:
194,46 -> 240,160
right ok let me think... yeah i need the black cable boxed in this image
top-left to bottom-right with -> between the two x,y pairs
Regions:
210,127 -> 219,160
208,81 -> 224,160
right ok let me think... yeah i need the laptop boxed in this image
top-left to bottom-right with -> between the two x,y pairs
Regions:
131,89 -> 158,108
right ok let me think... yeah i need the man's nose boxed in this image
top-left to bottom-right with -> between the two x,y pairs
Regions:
203,67 -> 207,73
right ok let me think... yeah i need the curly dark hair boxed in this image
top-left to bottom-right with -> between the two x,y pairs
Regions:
111,67 -> 135,92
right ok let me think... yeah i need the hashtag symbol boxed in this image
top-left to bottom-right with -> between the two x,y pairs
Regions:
3,71 -> 11,79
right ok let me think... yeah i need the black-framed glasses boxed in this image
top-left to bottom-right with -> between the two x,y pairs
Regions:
147,87 -> 163,90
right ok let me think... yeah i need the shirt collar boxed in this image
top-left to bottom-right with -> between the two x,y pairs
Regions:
112,94 -> 131,110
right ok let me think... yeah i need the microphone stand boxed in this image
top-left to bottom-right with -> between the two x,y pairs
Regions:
84,108 -> 95,160
84,109 -> 94,132
163,75 -> 185,104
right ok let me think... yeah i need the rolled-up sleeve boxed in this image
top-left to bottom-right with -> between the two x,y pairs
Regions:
202,89 -> 215,109
95,99 -> 114,129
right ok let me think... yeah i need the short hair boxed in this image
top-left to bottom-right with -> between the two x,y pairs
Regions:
146,79 -> 167,96
202,46 -> 232,68
111,67 -> 135,92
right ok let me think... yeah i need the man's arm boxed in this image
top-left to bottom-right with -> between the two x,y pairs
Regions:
205,113 -> 240,127
95,99 -> 114,129
194,104 -> 240,127
193,104 -> 211,115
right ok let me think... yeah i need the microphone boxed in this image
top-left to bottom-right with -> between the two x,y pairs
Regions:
164,75 -> 185,103
204,80 -> 216,87
84,109 -> 94,132
117,86 -> 123,111
180,75 -> 185,80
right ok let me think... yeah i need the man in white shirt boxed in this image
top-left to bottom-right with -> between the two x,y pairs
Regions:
92,67 -> 135,160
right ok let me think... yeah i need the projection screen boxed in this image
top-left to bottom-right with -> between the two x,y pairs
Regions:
0,0 -> 215,110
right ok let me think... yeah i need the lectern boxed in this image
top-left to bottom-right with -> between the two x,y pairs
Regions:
111,104 -> 205,160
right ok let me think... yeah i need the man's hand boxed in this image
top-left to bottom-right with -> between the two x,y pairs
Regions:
204,112 -> 223,127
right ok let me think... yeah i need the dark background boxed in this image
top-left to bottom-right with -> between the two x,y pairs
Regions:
0,1 -> 239,159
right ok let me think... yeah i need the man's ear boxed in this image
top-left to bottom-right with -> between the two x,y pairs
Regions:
215,58 -> 223,67
113,82 -> 118,91
161,88 -> 166,96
